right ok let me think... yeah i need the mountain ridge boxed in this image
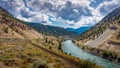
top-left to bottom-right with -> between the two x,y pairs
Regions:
24,22 -> 79,38
77,7 -> 120,42
66,26 -> 91,34
74,7 -> 120,64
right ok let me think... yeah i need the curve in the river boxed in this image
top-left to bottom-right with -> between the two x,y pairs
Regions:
62,40 -> 120,68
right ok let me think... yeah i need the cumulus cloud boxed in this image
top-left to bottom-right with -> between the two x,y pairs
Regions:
17,7 -> 52,25
97,0 -> 120,15
0,0 -> 120,28
0,0 -> 25,16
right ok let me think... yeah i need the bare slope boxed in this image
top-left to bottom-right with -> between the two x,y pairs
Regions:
77,7 -> 120,42
77,7 -> 120,53
85,29 -> 115,47
0,7 -> 43,39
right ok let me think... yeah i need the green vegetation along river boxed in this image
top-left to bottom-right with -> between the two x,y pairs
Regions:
62,40 -> 120,68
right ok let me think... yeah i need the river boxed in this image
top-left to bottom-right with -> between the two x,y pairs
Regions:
62,40 -> 120,68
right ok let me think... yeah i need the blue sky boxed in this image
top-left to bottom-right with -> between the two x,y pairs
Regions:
0,0 -> 120,28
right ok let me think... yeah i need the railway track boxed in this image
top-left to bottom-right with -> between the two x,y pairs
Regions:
31,43 -> 81,67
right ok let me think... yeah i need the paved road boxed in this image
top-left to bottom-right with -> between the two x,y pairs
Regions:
86,30 -> 115,47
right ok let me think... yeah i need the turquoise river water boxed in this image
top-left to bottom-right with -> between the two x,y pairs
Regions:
62,40 -> 120,68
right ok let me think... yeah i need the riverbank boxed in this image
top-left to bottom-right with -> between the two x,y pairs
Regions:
62,40 -> 120,68
74,40 -> 120,64
31,41 -> 103,68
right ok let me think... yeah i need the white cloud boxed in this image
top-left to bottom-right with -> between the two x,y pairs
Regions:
17,12 -> 52,25
48,0 -> 104,28
97,0 -> 120,15
74,15 -> 103,28
72,0 -> 120,28
0,0 -> 120,28
17,7 -> 52,25
0,0 -> 25,16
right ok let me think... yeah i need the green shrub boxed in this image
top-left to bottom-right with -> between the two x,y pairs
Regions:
2,27 -> 8,33
102,51 -> 111,58
2,14 -> 7,20
3,59 -> 15,66
80,59 -> 96,68
117,57 -> 120,63
49,46 -> 52,50
31,60 -> 48,68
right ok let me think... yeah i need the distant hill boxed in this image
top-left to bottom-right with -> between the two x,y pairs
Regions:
0,7 -> 43,39
66,26 -> 91,34
77,7 -> 120,42
76,7 -> 120,53
24,22 -> 79,38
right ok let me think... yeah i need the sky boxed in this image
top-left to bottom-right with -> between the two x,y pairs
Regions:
0,0 -> 120,28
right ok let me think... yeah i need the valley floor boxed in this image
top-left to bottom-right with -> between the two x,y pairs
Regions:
0,38 -> 79,68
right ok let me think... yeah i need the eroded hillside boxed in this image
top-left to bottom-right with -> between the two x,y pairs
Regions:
75,7 -> 120,63
77,7 -> 120,52
0,7 -> 43,39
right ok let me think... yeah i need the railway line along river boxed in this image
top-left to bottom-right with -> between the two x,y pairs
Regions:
62,40 -> 120,68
